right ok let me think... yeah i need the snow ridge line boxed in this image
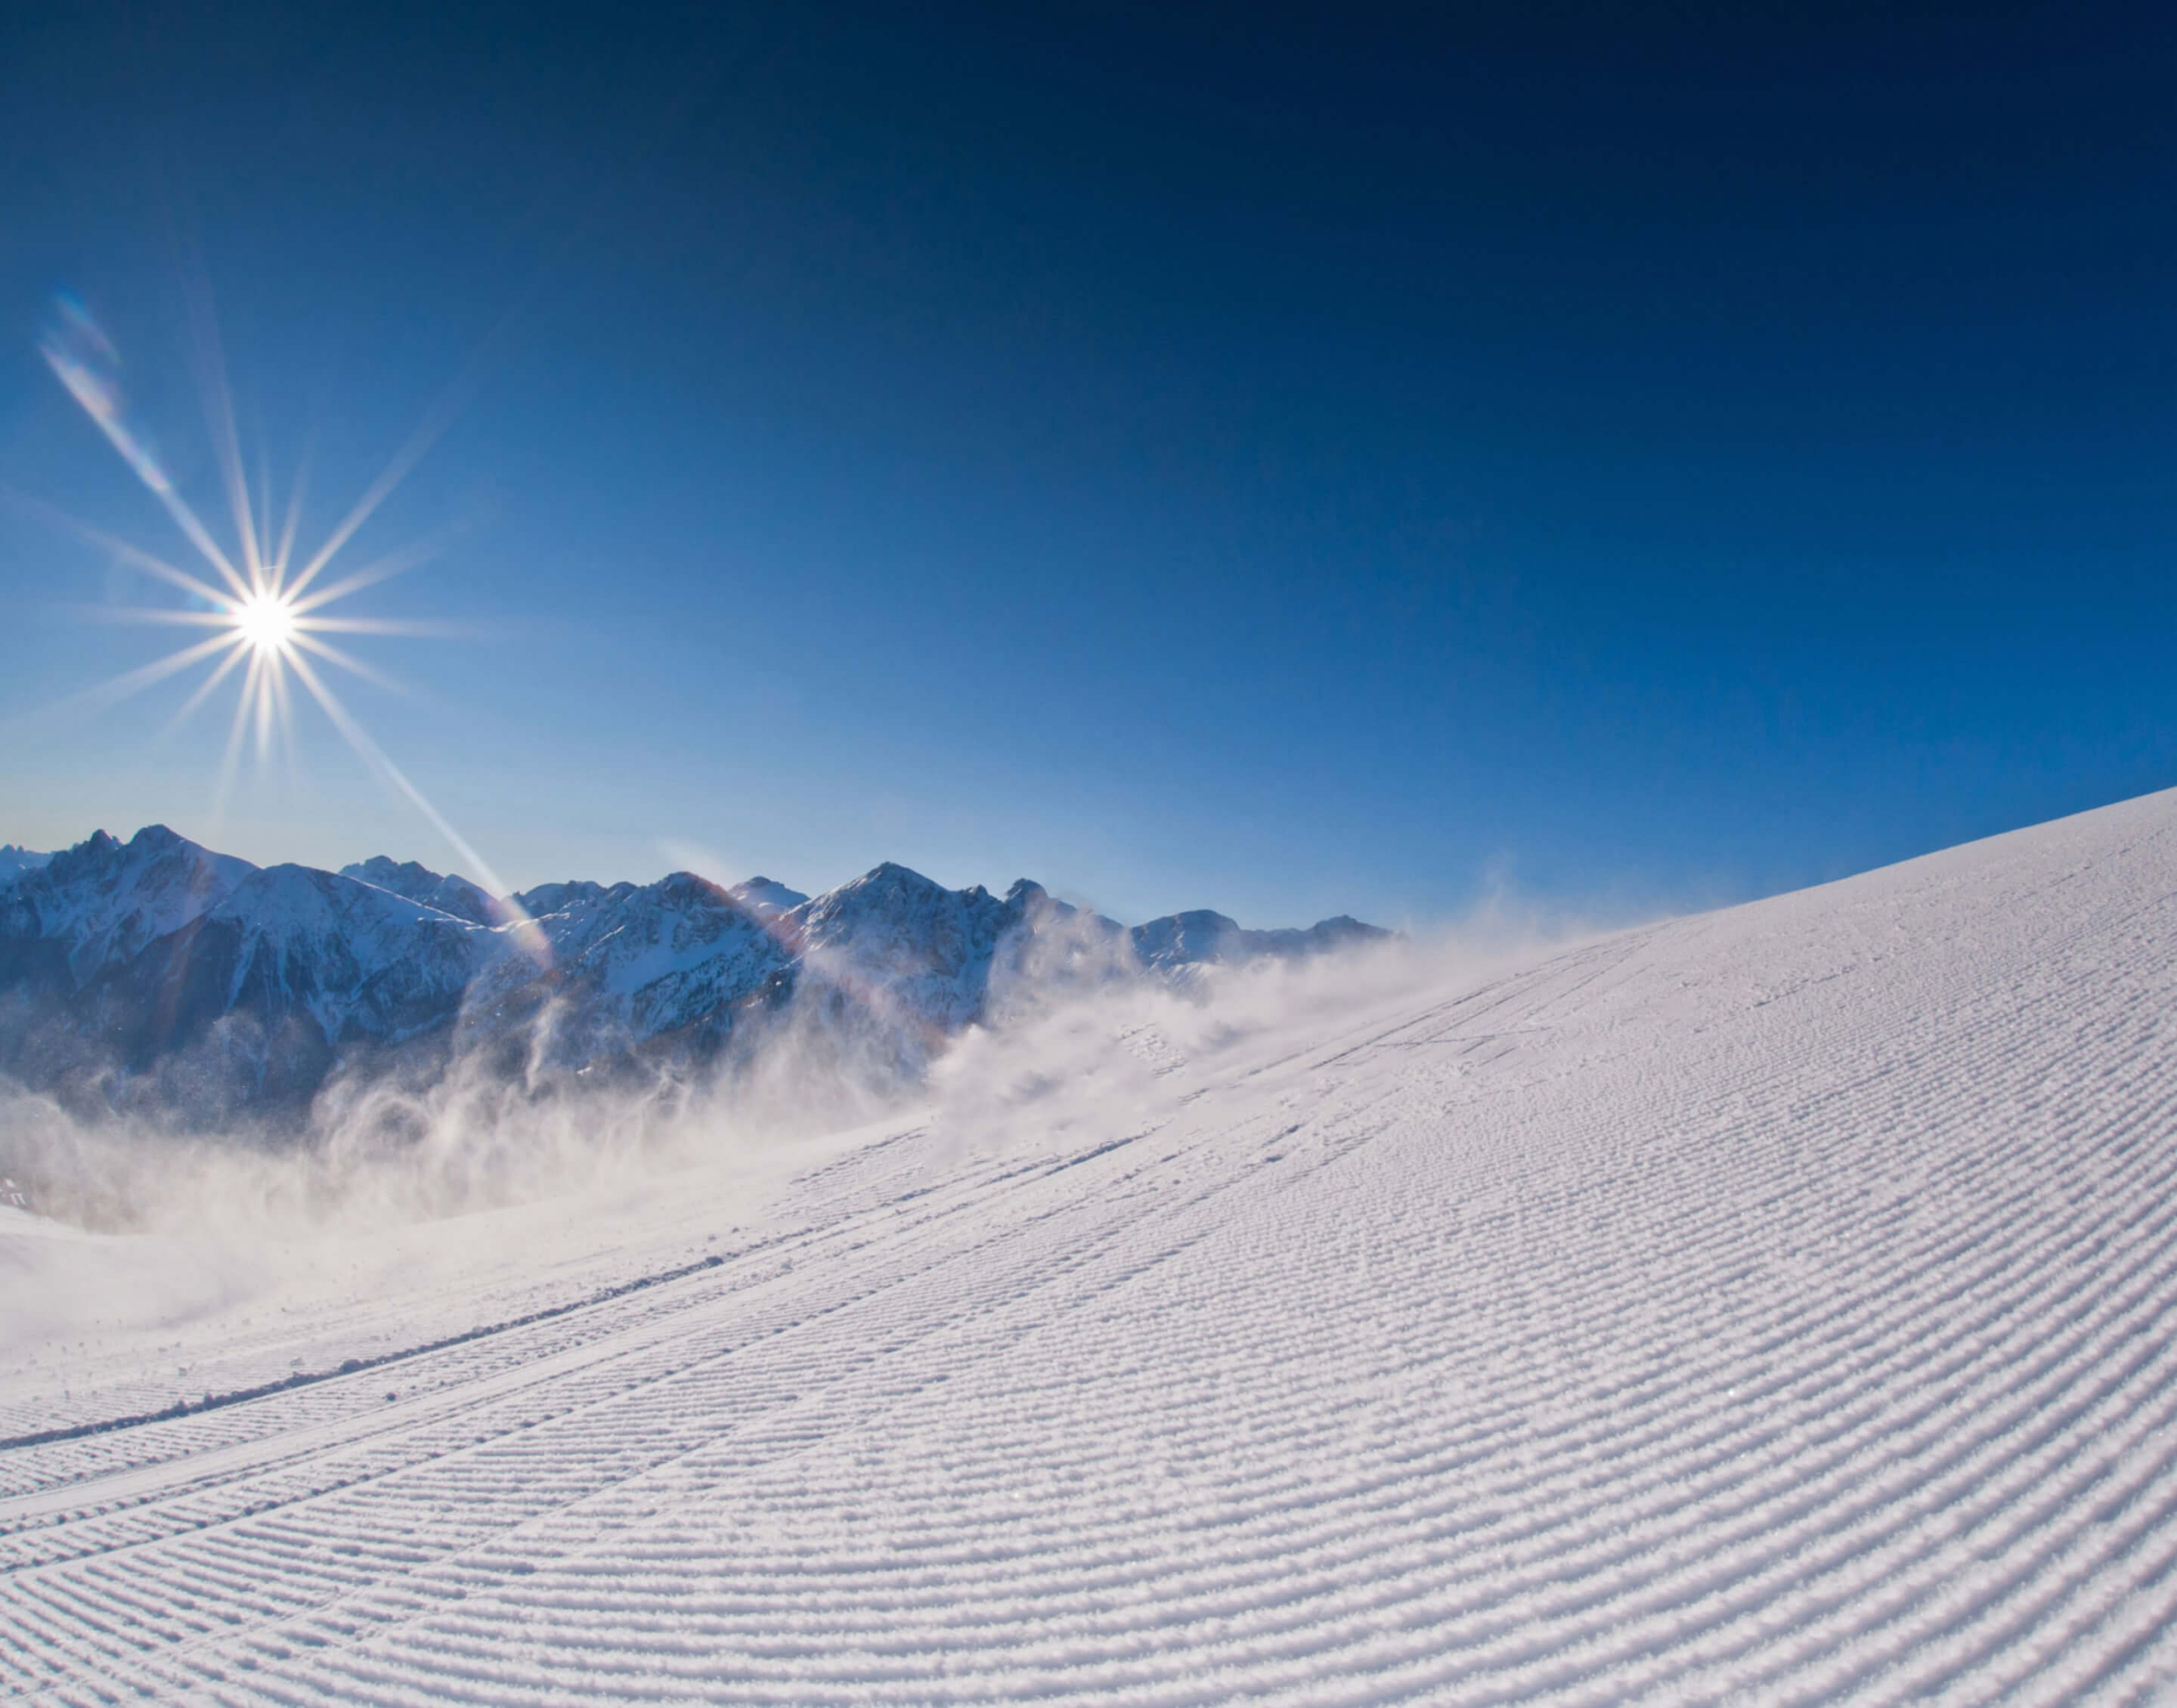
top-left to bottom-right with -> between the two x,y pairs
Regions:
0,1249 -> 745,1456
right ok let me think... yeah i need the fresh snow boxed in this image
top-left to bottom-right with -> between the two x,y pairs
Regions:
4,787 -> 2177,1702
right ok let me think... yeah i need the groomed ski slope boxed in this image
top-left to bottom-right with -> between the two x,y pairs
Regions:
5,787 -> 2177,1705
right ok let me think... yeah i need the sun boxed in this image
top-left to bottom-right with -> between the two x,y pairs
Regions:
26,286 -> 543,933
29,287 -> 477,800
23,288 -> 558,961
233,591 -> 299,655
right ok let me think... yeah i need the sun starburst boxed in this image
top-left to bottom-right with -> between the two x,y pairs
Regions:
23,286 -> 537,948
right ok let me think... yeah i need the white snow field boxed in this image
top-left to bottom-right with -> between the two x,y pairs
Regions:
5,787 -> 2177,1705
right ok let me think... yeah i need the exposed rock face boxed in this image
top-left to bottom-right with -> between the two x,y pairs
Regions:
0,826 -> 1394,1128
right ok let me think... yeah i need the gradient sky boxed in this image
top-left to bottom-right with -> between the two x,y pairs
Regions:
2,2 -> 2172,930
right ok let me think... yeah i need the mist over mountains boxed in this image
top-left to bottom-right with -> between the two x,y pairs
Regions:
0,825 -> 1390,1136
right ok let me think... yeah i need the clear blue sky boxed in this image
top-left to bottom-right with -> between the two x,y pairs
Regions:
2,2 -> 2172,929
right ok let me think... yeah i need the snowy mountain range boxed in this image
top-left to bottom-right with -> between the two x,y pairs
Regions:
0,825 -> 1389,1125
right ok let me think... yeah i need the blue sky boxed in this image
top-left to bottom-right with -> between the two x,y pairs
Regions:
2,3 -> 2172,929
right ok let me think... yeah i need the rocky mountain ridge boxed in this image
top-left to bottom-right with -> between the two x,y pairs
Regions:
0,826 -> 1392,1127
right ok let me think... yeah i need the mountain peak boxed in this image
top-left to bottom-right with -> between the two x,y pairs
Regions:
799,862 -> 958,921
862,860 -> 941,887
340,854 -> 503,927
9,824 -> 256,989
343,855 -> 443,890
727,876 -> 808,918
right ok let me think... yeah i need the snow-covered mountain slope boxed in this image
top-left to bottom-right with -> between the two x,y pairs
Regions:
196,864 -> 505,1047
338,856 -> 503,927
0,826 -> 254,991
1,841 -> 516,1115
482,869 -> 794,1057
5,786 -> 2175,1703
729,875 -> 807,918
782,861 -> 1020,1041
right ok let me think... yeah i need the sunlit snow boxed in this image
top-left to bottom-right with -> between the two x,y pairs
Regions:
5,788 -> 2177,1702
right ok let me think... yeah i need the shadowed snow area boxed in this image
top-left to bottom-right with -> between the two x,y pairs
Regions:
5,787 -> 2177,1703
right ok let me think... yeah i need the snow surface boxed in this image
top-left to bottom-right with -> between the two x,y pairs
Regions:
4,788 -> 2177,1703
